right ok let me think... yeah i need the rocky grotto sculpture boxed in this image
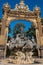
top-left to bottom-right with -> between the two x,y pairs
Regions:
6,33 -> 36,63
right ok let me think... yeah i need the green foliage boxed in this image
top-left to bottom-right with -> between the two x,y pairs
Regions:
7,36 -> 11,42
25,25 -> 36,39
8,22 -> 36,40
0,19 -> 1,22
13,23 -> 25,38
8,25 -> 11,41
8,25 -> 11,33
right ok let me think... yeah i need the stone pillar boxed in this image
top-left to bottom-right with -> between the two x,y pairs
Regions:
4,27 -> 8,58
32,18 -> 41,57
1,12 -> 8,58
1,12 -> 8,35
35,27 -> 41,57
36,17 -> 43,58
1,20 -> 6,35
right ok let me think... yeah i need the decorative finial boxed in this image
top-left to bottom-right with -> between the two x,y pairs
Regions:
34,5 -> 40,11
3,2 -> 10,13
3,2 -> 10,8
20,0 -> 24,6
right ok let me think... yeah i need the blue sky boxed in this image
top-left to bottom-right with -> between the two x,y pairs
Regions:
0,0 -> 43,37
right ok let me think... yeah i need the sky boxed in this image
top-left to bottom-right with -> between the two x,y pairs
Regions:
0,0 -> 43,37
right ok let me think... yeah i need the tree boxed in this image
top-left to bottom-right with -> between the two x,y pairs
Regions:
13,23 -> 25,38
0,19 -> 1,22
8,25 -> 11,33
25,25 -> 36,40
8,25 -> 11,41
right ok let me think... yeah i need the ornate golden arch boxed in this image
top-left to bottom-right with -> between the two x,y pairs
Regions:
0,0 -> 43,57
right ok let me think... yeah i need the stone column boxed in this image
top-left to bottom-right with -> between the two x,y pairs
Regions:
35,27 -> 41,57
33,19 -> 41,57
36,17 -> 43,58
1,12 -> 8,35
4,27 -> 8,58
1,11 -> 8,58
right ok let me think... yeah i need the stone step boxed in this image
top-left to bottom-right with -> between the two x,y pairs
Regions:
0,45 -> 5,50
0,50 -> 4,59
0,45 -> 5,59
35,58 -> 43,63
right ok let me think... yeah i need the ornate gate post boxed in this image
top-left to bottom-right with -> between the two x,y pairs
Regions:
1,3 -> 10,58
33,19 -> 41,57
4,27 -> 8,58
37,18 -> 43,58
36,17 -> 42,58
35,25 -> 41,57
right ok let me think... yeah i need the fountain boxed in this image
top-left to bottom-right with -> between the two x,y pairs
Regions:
6,33 -> 36,64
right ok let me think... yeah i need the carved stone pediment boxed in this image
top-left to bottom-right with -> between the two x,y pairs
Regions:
7,10 -> 38,19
